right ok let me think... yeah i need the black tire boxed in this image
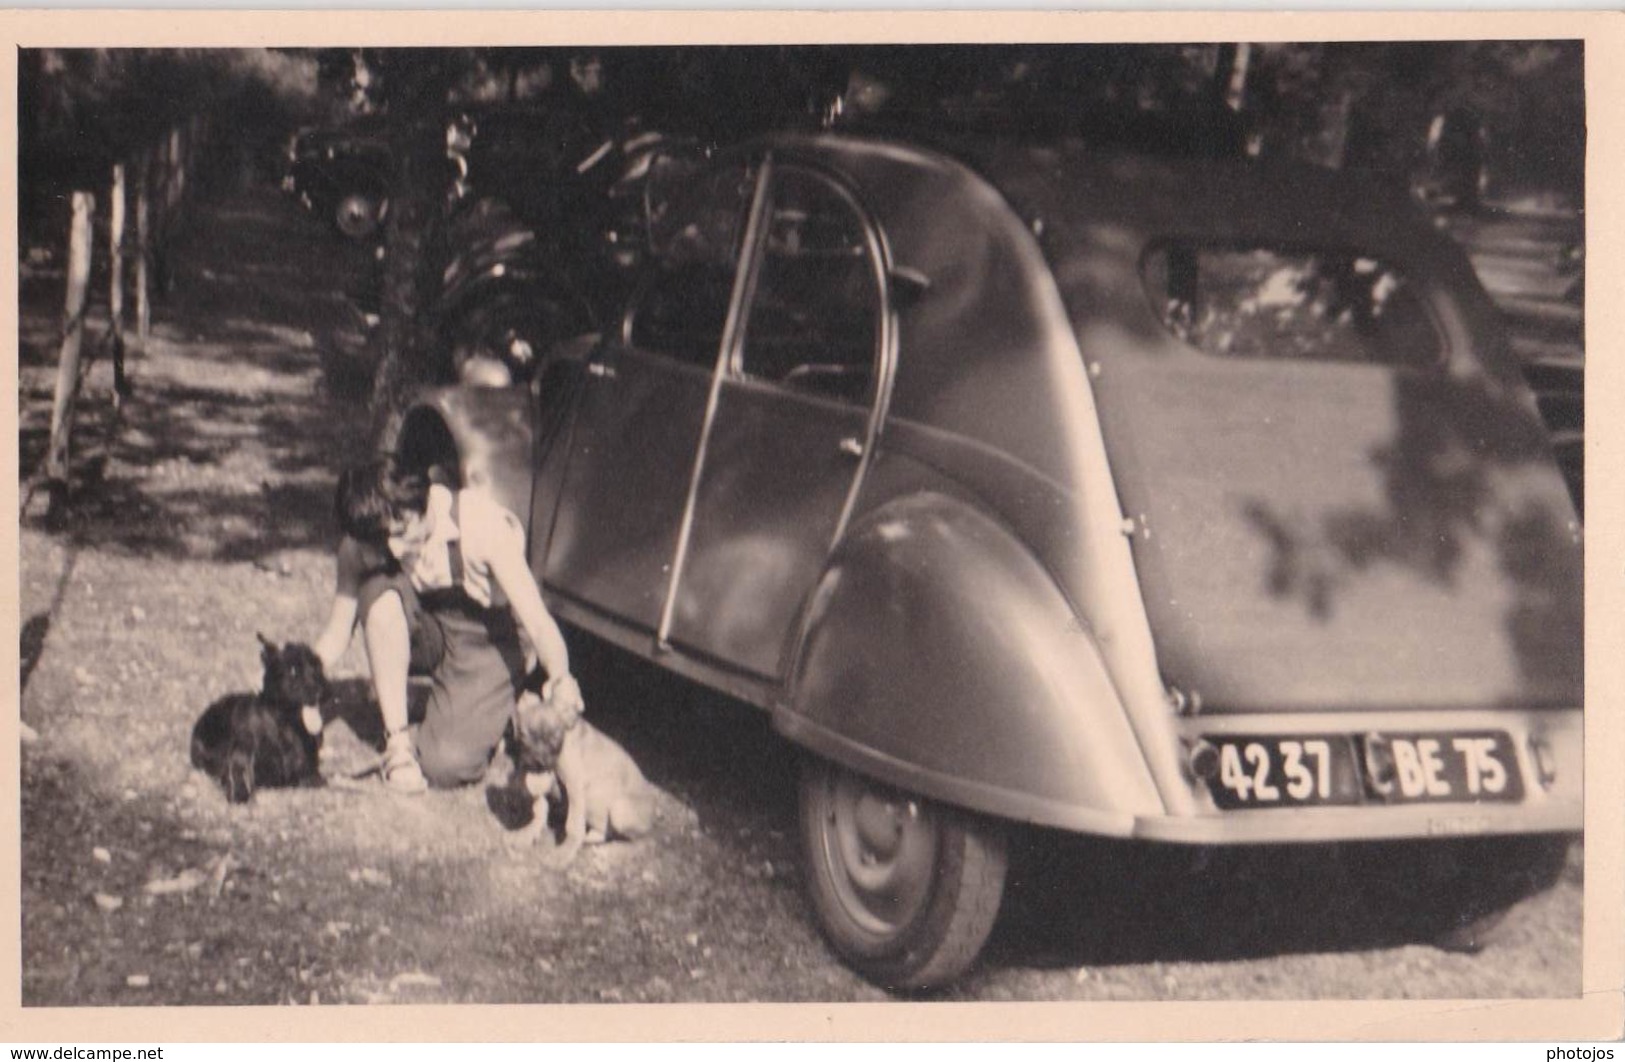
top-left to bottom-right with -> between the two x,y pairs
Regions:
798,757 -> 1007,992
334,191 -> 385,240
1350,834 -> 1572,952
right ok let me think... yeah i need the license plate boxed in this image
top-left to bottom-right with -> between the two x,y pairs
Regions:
1359,730 -> 1524,804
1205,735 -> 1364,809
1203,731 -> 1524,809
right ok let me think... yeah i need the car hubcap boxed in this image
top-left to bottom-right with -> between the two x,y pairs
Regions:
337,196 -> 379,237
505,333 -> 535,365
823,770 -> 937,936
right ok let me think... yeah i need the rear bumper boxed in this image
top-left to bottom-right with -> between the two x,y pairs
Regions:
1132,707 -> 1582,845
1134,800 -> 1580,844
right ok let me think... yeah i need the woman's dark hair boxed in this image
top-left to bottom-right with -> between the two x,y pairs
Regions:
334,456 -> 430,547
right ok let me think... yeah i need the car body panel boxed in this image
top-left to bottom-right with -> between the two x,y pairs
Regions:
1094,355 -> 1582,712
542,342 -> 712,632
761,137 -> 1192,798
782,490 -> 1164,832
1005,157 -> 1580,714
827,418 -> 1193,818
668,376 -> 870,680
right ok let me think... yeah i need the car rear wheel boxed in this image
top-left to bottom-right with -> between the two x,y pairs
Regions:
798,757 -> 1007,992
334,191 -> 384,240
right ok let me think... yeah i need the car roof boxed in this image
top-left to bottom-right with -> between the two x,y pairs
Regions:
742,129 -> 1516,518
756,129 -> 1507,382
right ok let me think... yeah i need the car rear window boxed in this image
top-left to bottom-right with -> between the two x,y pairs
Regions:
1141,243 -> 1445,369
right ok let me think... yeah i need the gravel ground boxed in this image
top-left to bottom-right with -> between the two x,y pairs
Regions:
16,180 -> 1585,1010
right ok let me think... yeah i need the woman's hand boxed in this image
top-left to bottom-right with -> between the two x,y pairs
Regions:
543,672 -> 585,724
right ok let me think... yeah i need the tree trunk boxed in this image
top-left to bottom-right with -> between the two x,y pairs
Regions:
366,49 -> 463,450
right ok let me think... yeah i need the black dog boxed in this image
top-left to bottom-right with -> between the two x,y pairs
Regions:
190,634 -> 327,803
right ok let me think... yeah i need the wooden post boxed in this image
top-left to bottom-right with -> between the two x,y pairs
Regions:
108,164 -> 126,328
158,125 -> 184,296
135,148 -> 151,346
107,162 -> 130,406
44,191 -> 96,515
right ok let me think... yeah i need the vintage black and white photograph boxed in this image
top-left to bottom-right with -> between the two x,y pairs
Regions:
15,28 -> 1595,1014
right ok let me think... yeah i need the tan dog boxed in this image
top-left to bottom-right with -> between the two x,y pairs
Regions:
507,688 -> 655,865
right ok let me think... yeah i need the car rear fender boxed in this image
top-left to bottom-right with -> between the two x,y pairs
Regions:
397,387 -> 536,530
435,224 -> 596,335
778,491 -> 1164,835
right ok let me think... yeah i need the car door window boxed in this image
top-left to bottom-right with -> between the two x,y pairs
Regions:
627,163 -> 758,369
735,166 -> 880,404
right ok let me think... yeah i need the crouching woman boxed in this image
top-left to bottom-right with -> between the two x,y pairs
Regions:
311,456 -> 583,792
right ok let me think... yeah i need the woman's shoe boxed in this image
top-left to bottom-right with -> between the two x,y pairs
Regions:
382,731 -> 428,795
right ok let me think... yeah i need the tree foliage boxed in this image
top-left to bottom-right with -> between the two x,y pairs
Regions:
21,49 -> 316,175
19,48 -> 318,247
20,43 -> 1584,451
1248,41 -> 1584,196
357,49 -> 477,447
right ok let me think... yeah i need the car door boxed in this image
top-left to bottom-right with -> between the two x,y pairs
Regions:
542,162 -> 762,631
662,163 -> 886,681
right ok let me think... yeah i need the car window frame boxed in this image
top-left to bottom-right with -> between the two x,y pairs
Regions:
724,161 -> 888,411
618,158 -> 766,371
720,152 -> 899,560
644,150 -> 903,649
652,151 -> 780,649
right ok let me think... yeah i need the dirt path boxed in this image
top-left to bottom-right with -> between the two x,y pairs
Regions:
17,181 -> 1582,1008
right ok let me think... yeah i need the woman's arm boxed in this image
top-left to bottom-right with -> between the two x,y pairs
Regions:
312,538 -> 363,669
484,519 -> 583,717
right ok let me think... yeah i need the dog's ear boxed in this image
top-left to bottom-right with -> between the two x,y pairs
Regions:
257,632 -> 278,664
297,642 -> 325,673
514,691 -> 543,732
515,691 -> 566,756
537,693 -> 575,748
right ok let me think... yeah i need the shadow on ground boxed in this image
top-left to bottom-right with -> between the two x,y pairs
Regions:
968,827 -> 1579,985
21,613 -> 51,693
563,632 -> 803,833
19,182 -> 377,563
